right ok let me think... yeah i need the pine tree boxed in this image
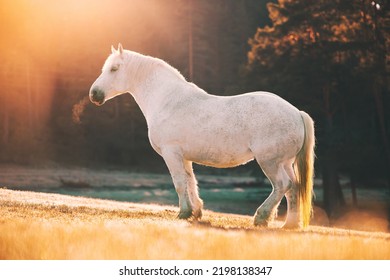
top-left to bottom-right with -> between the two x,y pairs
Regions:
246,0 -> 390,216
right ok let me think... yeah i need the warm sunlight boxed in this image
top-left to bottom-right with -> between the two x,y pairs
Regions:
0,0 -> 176,156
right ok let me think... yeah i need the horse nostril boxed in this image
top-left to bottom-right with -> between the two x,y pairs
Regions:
92,89 -> 98,97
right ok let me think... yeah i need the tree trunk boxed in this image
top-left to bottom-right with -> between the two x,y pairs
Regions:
322,84 -> 345,217
322,157 -> 345,217
350,175 -> 358,207
372,81 -> 390,177
372,79 -> 390,230
188,0 -> 193,82
26,61 -> 35,139
2,105 -> 9,145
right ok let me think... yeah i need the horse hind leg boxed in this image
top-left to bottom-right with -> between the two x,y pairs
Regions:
283,161 -> 300,228
254,159 -> 292,227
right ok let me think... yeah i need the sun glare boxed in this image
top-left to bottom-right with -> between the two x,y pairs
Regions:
0,0 -> 170,150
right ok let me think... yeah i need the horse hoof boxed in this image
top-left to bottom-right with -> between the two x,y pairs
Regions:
254,219 -> 268,227
253,215 -> 270,227
193,209 -> 202,220
254,212 -> 271,227
283,222 -> 301,230
177,210 -> 193,219
253,217 -> 269,227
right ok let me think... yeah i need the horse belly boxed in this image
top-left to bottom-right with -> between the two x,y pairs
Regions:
184,141 -> 254,168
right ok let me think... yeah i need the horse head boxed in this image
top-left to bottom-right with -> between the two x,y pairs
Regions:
89,43 -> 128,106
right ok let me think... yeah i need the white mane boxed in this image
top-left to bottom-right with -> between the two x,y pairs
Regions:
145,54 -> 187,82
105,50 -> 187,82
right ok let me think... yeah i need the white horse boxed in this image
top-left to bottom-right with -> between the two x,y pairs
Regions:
89,44 -> 315,229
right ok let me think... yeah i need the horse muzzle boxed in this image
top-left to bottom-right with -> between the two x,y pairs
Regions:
89,87 -> 106,106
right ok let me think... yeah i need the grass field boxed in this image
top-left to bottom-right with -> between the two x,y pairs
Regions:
0,188 -> 389,260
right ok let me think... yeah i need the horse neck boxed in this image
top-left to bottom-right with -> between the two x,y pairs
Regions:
128,56 -> 195,122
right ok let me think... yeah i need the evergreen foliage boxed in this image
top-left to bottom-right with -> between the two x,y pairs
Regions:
245,0 -> 390,214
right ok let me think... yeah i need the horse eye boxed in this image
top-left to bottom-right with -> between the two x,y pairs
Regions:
110,66 -> 119,72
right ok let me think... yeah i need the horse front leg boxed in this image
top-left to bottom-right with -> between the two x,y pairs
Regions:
162,147 -> 203,220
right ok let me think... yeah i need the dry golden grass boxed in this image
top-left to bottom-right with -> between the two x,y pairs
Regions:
1,189 -> 389,260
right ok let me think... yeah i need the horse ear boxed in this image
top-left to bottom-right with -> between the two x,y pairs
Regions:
111,45 -> 116,54
118,43 -> 124,55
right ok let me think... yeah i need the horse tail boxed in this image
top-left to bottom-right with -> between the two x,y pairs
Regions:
294,111 -> 315,228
